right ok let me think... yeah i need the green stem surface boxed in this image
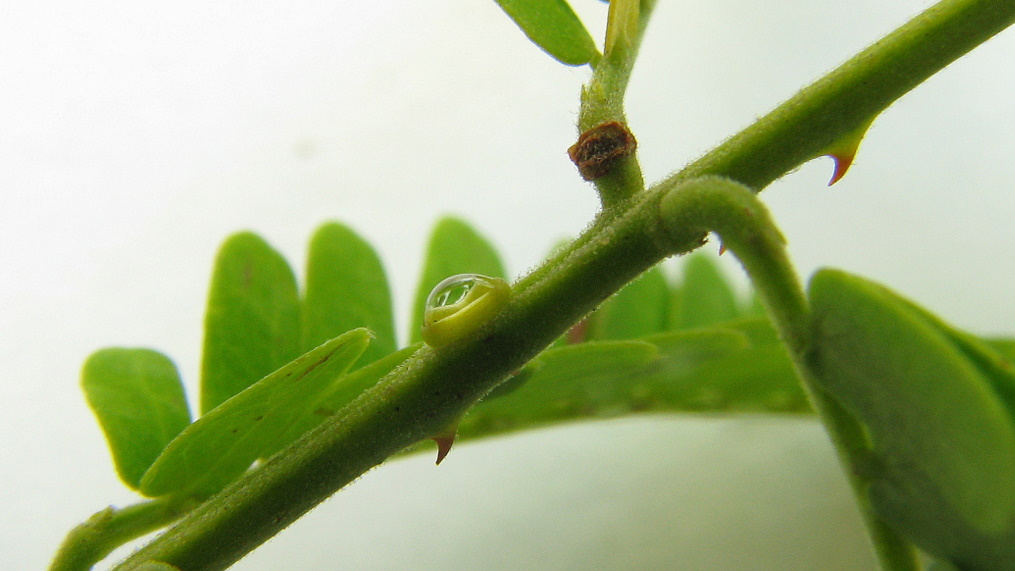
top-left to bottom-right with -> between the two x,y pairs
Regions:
51,498 -> 197,571
111,0 -> 1014,568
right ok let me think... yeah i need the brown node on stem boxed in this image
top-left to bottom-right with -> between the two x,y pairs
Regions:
568,120 -> 637,181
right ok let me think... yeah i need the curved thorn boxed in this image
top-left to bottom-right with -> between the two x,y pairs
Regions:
432,425 -> 458,465
827,152 -> 856,186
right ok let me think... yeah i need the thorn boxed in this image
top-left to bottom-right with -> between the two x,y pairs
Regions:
822,118 -> 875,186
827,152 -> 855,186
431,424 -> 458,465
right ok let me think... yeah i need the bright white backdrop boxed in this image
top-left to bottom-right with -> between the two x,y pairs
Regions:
2,1 -> 1014,569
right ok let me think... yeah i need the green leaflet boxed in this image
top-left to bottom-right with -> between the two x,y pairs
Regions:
671,252 -> 741,330
81,349 -> 191,490
258,343 -> 421,460
985,338 -> 1015,363
808,269 -> 1015,568
200,232 -> 301,415
492,0 -> 600,66
461,318 -> 809,441
587,266 -> 670,340
409,217 -> 506,345
140,329 -> 371,498
303,222 -> 396,365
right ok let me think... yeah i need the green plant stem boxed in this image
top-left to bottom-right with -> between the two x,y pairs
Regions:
659,176 -> 921,571
51,497 -> 198,571
671,0 -> 1015,190
111,0 -> 1013,568
576,0 -> 657,208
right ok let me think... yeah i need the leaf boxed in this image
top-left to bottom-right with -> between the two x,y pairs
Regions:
140,329 -> 370,498
200,232 -> 301,415
259,343 -> 421,459
460,319 -> 808,440
639,319 -> 809,413
303,223 -> 396,365
808,269 -> 1015,567
408,217 -> 506,344
587,266 -> 670,340
671,252 -> 741,329
985,338 -> 1015,363
81,349 -> 191,490
463,338 -> 659,435
493,0 -> 600,66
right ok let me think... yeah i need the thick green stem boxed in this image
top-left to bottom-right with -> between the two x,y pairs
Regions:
115,193 -> 683,570
108,0 -> 1013,568
659,176 -> 922,571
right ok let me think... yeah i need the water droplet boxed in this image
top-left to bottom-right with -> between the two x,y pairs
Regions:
421,274 -> 511,347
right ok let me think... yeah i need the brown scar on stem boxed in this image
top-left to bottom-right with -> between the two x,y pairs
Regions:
568,121 -> 637,181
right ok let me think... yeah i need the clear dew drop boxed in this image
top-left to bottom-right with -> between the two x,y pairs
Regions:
426,274 -> 482,311
421,273 -> 511,347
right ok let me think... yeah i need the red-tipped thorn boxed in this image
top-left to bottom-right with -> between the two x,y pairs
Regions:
827,153 -> 855,186
432,429 -> 457,465
718,243 -> 727,256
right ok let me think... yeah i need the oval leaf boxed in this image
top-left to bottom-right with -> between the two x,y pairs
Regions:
587,266 -> 670,341
808,269 -> 1015,566
671,252 -> 741,330
493,0 -> 600,66
82,349 -> 191,490
409,217 -> 506,344
140,329 -> 370,498
200,232 -> 301,415
260,343 -> 421,459
461,320 -> 807,440
303,223 -> 396,364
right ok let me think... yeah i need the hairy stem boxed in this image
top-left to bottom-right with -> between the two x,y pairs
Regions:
670,0 -> 1015,190
111,0 -> 1014,568
51,497 -> 198,571
659,176 -> 922,571
576,0 -> 657,208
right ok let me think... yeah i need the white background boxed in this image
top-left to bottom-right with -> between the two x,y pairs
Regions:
2,0 -> 1014,569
